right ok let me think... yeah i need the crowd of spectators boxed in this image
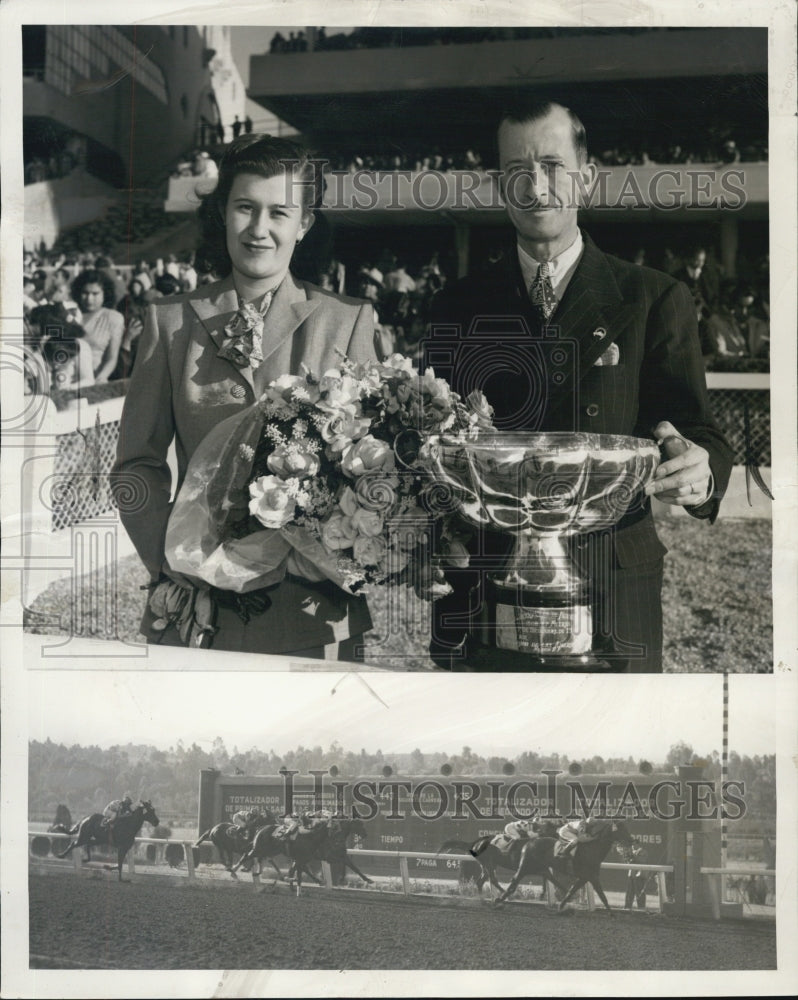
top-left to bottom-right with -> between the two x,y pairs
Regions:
627,244 -> 770,370
331,249 -> 448,363
23,248 -> 206,406
592,136 -> 767,167
269,27 -> 668,53
22,230 -> 769,410
329,148 -> 486,174
24,133 -> 87,186
327,134 -> 766,174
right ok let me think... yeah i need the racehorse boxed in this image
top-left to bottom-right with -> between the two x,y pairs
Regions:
194,809 -> 275,870
55,800 -> 159,881
500,818 -> 636,913
438,830 -> 564,903
229,823 -> 286,882
314,817 -> 372,887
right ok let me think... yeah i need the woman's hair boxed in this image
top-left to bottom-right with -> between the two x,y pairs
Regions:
195,134 -> 325,278
71,268 -> 117,308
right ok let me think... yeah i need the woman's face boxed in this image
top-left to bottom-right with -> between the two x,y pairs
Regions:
224,171 -> 313,291
79,282 -> 104,313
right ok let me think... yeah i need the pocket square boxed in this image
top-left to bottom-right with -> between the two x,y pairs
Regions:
594,343 -> 620,366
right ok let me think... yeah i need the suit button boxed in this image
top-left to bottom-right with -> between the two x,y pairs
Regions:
586,403 -> 599,417
231,384 -> 247,399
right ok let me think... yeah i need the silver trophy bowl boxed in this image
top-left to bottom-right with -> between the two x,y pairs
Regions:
427,431 -> 661,660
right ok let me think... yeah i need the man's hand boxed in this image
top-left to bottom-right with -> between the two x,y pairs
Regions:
645,421 -> 712,507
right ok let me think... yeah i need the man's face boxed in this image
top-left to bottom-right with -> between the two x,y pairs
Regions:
498,109 -> 592,249
688,251 -> 706,272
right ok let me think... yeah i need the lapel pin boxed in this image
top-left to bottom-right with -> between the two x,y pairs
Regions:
231,384 -> 247,398
592,327 -> 606,339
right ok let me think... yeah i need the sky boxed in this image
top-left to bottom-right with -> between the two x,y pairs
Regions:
26,671 -> 775,761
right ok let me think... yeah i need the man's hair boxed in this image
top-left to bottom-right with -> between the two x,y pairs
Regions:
497,97 -> 588,166
195,134 -> 324,277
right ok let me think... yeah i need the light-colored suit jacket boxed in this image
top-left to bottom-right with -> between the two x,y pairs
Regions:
112,272 -> 377,652
114,271 -> 377,580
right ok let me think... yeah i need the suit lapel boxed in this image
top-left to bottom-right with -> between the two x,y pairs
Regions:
254,274 -> 319,392
544,234 -> 636,410
188,274 -> 255,392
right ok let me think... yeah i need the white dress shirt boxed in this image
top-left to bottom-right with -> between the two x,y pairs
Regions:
517,229 -> 585,312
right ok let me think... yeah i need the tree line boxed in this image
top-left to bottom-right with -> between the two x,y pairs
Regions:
28,737 -> 775,830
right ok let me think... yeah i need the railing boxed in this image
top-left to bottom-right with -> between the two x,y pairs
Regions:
29,832 -> 678,911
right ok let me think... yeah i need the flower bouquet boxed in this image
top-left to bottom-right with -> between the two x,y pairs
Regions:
164,354 -> 494,598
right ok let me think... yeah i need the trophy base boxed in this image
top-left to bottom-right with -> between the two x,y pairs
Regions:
452,641 -> 613,673
484,579 -> 593,659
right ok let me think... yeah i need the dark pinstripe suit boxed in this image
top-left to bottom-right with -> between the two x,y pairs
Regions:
423,232 -> 734,671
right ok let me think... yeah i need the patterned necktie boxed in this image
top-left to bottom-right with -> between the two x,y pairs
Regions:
219,289 -> 274,371
530,261 -> 556,324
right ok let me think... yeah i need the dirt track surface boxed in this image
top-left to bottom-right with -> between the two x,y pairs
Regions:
29,874 -> 775,970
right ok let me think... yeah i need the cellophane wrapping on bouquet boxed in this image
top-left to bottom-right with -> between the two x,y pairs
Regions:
165,354 -> 494,597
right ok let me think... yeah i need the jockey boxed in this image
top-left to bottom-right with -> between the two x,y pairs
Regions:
231,809 -> 255,839
303,808 -> 332,831
274,812 -> 301,840
494,815 -> 537,854
557,817 -> 600,856
102,793 -> 134,827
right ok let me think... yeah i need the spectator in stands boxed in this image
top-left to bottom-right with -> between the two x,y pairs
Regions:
383,259 -> 417,294
734,283 -> 769,359
94,254 -> 127,306
155,273 -> 182,296
674,246 -> 720,348
23,275 -> 40,314
71,268 -> 124,382
42,329 -> 96,395
179,257 -> 199,293
114,275 -> 154,379
23,315 -> 50,396
704,282 -> 751,361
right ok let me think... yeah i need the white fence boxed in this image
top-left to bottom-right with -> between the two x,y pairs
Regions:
30,831 -> 682,912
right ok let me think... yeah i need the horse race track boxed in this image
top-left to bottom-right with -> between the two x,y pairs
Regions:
29,874 -> 776,971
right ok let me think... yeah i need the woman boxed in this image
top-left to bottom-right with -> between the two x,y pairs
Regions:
113,135 -> 378,658
71,268 -> 124,382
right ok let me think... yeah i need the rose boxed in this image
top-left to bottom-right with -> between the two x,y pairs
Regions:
338,486 -> 359,517
261,372 -> 307,406
248,476 -> 295,529
465,389 -> 495,429
320,511 -> 358,551
351,507 -> 383,537
317,371 -> 361,411
267,444 -> 321,480
320,403 -> 371,454
340,435 -> 396,478
353,534 -> 388,567
441,538 -> 470,568
380,354 -> 415,376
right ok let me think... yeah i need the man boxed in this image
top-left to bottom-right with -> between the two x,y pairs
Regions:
556,817 -> 600,857
273,812 -> 301,841
102,793 -> 134,827
303,808 -> 332,831
424,99 -> 733,672
494,817 -> 536,854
